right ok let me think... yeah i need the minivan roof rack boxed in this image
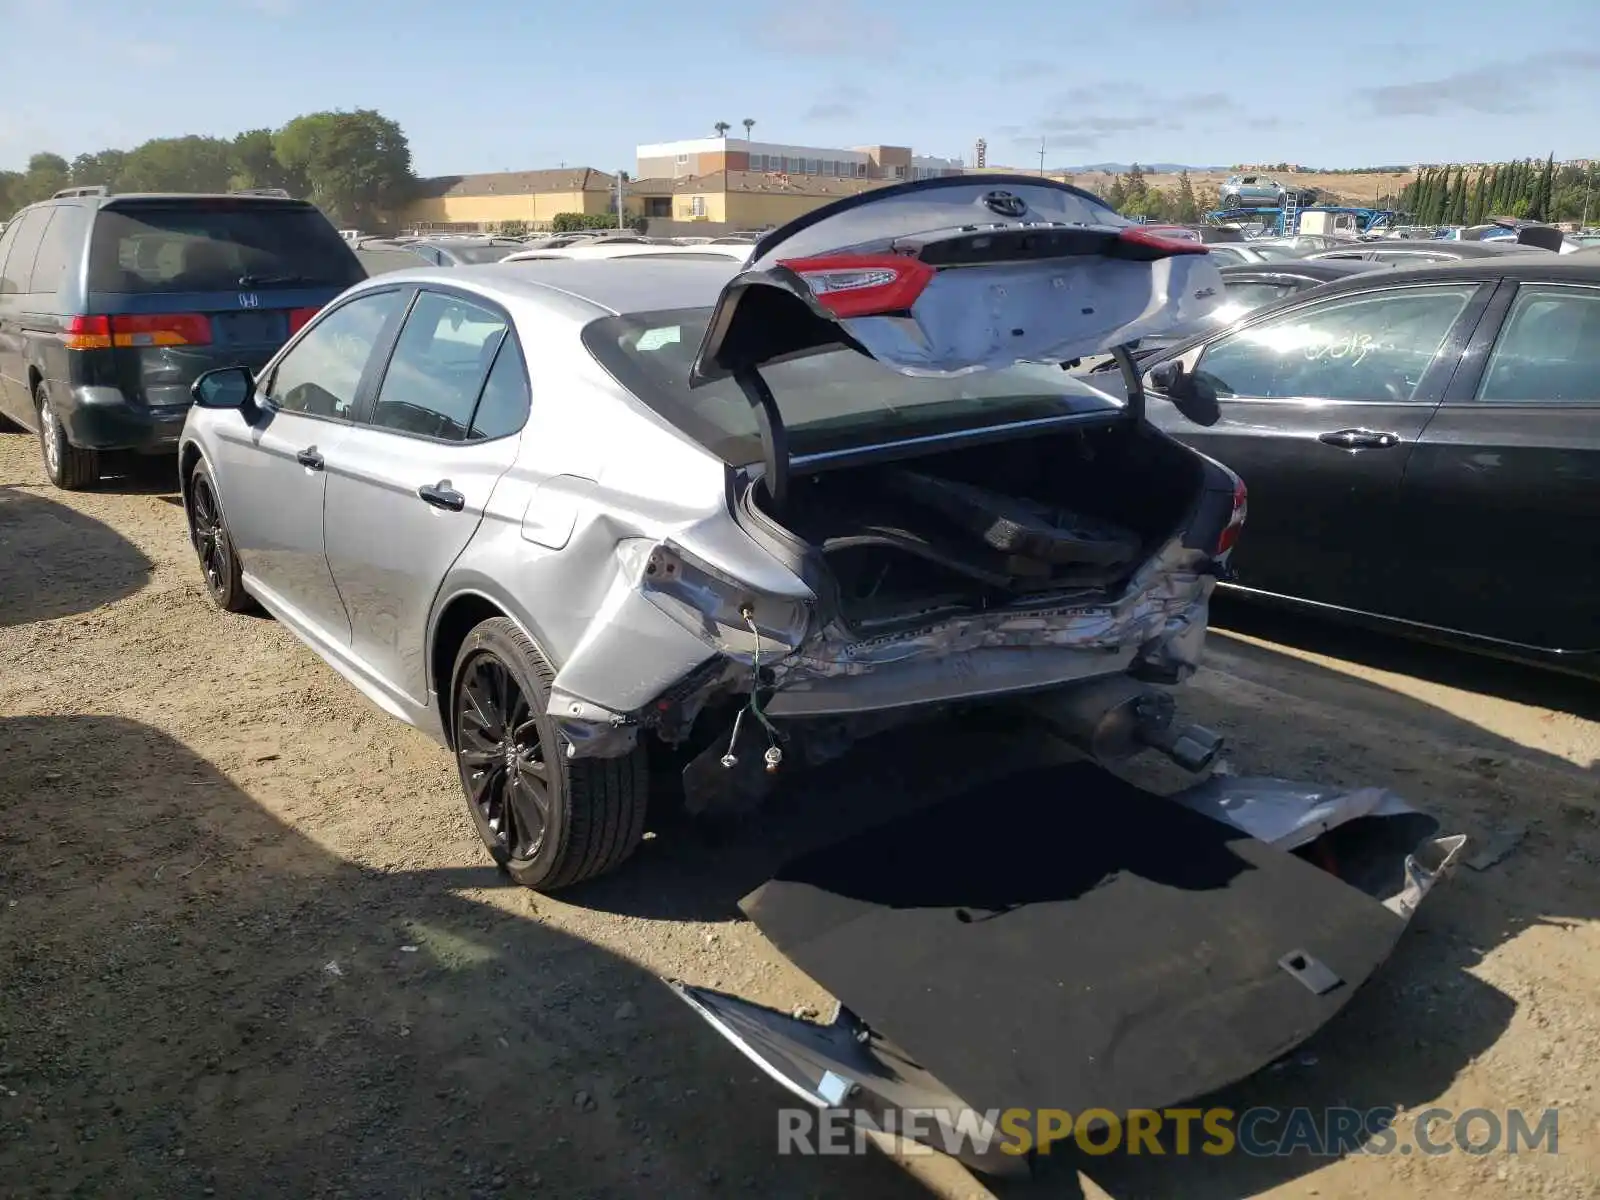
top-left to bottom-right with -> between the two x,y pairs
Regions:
230,187 -> 292,198
53,185 -> 109,199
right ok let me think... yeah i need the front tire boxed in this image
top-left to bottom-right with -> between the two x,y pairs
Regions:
450,617 -> 648,891
37,382 -> 99,490
186,458 -> 253,613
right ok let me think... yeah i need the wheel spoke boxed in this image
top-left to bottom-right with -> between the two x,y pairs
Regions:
457,746 -> 497,769
507,772 -> 548,857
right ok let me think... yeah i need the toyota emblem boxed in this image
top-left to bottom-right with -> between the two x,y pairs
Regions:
982,190 -> 1028,218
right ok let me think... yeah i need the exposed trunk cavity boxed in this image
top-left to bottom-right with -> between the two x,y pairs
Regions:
738,417 -> 1217,714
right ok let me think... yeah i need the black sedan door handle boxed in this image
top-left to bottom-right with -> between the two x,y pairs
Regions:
417,482 -> 466,512
1318,428 -> 1401,450
295,446 -> 324,470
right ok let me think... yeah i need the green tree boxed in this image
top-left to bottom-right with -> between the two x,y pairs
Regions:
0,170 -> 20,215
1173,169 -> 1200,223
118,136 -> 236,193
69,149 -> 127,191
18,152 -> 70,204
1528,152 -> 1555,222
1124,162 -> 1148,205
274,109 -> 414,228
230,128 -> 302,194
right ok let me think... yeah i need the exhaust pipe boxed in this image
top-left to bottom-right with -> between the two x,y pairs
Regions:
1029,676 -> 1225,774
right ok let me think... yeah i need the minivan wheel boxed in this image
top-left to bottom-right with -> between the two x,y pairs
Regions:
450,617 -> 648,892
36,383 -> 99,490
186,458 -> 253,613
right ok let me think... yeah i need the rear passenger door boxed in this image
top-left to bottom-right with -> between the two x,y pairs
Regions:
1397,281 -> 1600,652
322,288 -> 530,706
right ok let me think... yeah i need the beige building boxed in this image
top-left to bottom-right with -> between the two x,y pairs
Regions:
628,170 -> 894,228
401,168 -> 620,231
636,136 -> 963,184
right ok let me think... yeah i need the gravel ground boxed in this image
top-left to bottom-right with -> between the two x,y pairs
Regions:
0,428 -> 1596,1199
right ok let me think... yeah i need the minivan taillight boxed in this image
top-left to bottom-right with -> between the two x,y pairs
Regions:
288,306 -> 321,336
66,313 -> 213,349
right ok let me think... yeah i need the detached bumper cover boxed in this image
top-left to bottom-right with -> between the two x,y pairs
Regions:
671,764 -> 1463,1171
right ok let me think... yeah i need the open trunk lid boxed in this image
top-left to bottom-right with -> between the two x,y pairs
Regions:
686,176 -> 1224,503
672,763 -> 1462,1171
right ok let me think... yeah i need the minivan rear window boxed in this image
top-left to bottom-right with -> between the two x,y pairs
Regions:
88,203 -> 365,294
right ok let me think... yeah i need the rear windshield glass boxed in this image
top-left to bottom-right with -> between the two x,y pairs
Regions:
584,307 -> 1124,465
88,203 -> 365,294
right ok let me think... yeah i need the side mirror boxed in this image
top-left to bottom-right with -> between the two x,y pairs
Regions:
1145,357 -> 1221,427
191,366 -> 255,411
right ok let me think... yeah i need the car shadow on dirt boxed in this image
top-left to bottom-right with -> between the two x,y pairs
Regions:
1213,594 -> 1600,724
563,627 -> 1600,1198
0,715 -> 933,1200
0,484 -> 154,627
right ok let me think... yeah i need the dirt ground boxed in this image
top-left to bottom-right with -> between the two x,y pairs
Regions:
1,427 -> 1596,1200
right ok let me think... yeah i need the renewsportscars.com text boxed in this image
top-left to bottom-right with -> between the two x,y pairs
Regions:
777,1105 -> 1561,1158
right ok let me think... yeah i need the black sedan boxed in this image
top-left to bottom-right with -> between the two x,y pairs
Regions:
1303,239 -> 1546,266
1127,256 -> 1600,674
1099,259 -> 1394,361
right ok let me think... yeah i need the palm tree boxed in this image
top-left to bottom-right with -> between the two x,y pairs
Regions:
713,121 -> 731,138
742,118 -> 755,141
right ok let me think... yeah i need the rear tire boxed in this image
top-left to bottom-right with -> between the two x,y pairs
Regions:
36,382 -> 99,490
450,616 -> 648,892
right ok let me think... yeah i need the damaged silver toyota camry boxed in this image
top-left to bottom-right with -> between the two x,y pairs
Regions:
183,177 -> 1465,1174
180,176 -> 1242,888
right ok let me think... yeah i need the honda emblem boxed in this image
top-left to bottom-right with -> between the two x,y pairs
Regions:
238,292 -> 260,308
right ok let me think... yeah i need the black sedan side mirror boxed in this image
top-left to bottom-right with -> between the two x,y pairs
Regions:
1146,358 -> 1221,427
191,366 -> 255,412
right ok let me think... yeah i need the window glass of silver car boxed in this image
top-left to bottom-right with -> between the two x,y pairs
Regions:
1476,285 -> 1600,403
587,308 -> 1124,465
263,289 -> 408,418
370,291 -> 509,439
1193,286 -> 1478,402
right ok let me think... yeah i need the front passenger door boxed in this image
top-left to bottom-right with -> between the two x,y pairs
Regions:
1147,282 -> 1491,613
323,289 -> 531,706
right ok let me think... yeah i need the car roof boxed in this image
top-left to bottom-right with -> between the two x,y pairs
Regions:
1220,259 -> 1388,279
1272,252 -> 1600,296
359,258 -> 742,318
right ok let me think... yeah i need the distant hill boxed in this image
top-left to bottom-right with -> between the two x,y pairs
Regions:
1060,162 -> 1221,174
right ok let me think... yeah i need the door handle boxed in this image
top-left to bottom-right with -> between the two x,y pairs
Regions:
1318,428 -> 1400,451
295,446 -> 324,470
417,481 -> 466,512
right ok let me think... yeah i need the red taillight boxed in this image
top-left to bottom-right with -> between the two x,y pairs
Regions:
63,315 -> 112,350
65,313 -> 213,349
1216,475 -> 1248,556
777,253 -> 936,319
288,306 -> 321,336
1117,226 -> 1211,256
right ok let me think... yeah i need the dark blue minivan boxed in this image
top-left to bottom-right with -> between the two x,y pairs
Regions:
0,187 -> 365,488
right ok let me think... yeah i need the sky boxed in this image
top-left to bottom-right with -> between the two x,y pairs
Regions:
2,0 -> 1599,177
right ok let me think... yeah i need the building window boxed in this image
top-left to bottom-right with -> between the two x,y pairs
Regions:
894,165 -> 906,179
749,153 -> 765,171
645,197 -> 671,217
805,158 -> 819,174
857,163 -> 868,177
690,195 -> 707,218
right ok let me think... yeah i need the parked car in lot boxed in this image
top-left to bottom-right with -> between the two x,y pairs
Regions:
1128,256 -> 1600,674
1083,258 -> 1394,361
1304,239 -> 1547,266
498,241 -> 753,264
0,186 -> 364,489
177,176 -> 1245,892
1219,175 -> 1319,209
395,237 -> 524,266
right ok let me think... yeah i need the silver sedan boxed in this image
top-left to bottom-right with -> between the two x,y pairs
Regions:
178,178 -> 1245,892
